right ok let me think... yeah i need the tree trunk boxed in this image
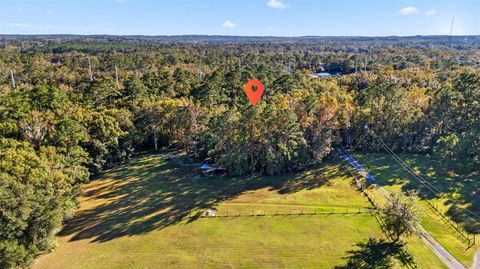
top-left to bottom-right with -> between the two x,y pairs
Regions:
153,128 -> 158,151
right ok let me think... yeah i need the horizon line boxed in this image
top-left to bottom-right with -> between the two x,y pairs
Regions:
1,34 -> 479,38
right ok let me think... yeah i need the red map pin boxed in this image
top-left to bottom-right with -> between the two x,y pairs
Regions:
244,79 -> 265,106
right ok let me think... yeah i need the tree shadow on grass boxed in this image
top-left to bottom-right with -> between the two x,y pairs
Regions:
335,238 -> 405,269
59,153 -> 349,243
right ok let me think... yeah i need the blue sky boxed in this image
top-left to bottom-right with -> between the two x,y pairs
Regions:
1,0 -> 478,36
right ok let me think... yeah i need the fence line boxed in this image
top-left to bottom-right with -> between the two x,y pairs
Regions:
384,149 -> 477,248
338,151 -> 476,249
192,207 -> 375,218
339,154 -> 420,269
422,199 -> 476,248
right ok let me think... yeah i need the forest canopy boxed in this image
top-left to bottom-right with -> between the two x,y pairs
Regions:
0,35 -> 479,268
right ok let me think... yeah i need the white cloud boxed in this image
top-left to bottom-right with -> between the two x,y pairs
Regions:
267,0 -> 287,9
425,9 -> 437,17
398,6 -> 420,16
116,0 -> 127,2
17,8 -> 22,12
6,23 -> 30,28
222,20 -> 237,28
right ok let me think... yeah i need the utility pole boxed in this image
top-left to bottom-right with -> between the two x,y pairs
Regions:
354,56 -> 358,74
198,63 -> 203,81
10,70 -> 16,88
449,16 -> 455,48
114,65 -> 119,83
153,127 -> 158,151
113,50 -> 119,83
88,57 -> 94,82
364,54 -> 368,71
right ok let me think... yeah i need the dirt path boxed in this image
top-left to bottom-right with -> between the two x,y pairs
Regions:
339,150 -> 467,269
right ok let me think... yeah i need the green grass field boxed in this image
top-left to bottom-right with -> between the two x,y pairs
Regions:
352,152 -> 479,267
34,153 -> 447,268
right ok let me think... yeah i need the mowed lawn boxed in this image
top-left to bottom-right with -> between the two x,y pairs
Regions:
352,152 -> 479,267
34,153 -> 445,269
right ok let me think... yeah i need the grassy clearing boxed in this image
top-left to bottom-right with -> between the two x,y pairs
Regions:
352,152 -> 479,267
34,153 -> 445,268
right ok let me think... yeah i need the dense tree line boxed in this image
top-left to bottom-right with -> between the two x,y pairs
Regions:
0,36 -> 479,268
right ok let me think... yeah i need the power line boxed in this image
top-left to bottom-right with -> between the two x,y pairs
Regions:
373,133 -> 443,194
368,128 -> 480,221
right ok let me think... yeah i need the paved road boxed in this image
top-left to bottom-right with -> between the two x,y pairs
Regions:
339,150 -> 467,269
474,248 -> 480,269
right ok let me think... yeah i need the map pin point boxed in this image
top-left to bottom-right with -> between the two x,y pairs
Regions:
244,79 -> 265,106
